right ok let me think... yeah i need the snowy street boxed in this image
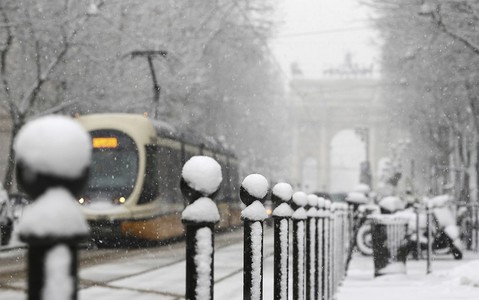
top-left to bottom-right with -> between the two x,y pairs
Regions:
1,226 -> 478,300
339,252 -> 479,300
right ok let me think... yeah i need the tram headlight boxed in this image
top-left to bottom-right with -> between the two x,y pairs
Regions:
118,197 -> 126,204
78,198 -> 85,204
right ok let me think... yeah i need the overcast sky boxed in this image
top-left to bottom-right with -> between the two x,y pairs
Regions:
271,0 -> 380,79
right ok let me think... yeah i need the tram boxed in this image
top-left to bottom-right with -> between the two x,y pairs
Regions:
76,113 -> 241,244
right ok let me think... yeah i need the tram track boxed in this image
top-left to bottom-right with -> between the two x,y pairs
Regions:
0,227 -> 246,293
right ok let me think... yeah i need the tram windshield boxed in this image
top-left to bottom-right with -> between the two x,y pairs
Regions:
83,130 -> 139,204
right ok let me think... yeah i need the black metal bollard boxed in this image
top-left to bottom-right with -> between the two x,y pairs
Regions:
14,116 -> 92,300
329,203 -> 337,299
181,156 -> 223,300
271,183 -> 294,300
316,197 -> 326,300
306,194 -> 319,300
291,191 -> 308,300
323,200 -> 332,300
240,174 -> 269,300
332,203 -> 341,289
336,203 -> 348,285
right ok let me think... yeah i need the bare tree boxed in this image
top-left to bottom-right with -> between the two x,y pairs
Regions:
0,0 -> 289,191
0,0 -> 108,191
367,0 -> 479,199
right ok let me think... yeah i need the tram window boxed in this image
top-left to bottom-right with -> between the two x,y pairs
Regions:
215,157 -> 227,202
138,145 -> 160,204
158,146 -> 182,204
85,130 -> 139,202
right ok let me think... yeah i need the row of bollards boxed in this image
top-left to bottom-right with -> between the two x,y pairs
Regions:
182,169 -> 351,300
14,115 -> 351,300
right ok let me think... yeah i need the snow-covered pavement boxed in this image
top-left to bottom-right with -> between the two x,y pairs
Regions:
1,227 -> 479,299
80,229 -> 276,300
338,252 -> 479,300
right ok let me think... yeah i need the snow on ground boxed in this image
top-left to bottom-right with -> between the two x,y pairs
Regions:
338,252 -> 479,300
2,228 -> 479,300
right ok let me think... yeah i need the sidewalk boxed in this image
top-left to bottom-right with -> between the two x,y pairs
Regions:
2,230 -> 479,300
337,251 -> 479,300
79,229 -> 276,300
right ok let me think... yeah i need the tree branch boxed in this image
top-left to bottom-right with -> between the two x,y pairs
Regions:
427,3 -> 479,56
18,1 -> 105,115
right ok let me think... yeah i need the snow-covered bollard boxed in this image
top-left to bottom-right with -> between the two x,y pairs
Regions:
323,200 -> 332,300
271,183 -> 294,300
14,115 -> 91,300
180,156 -> 222,300
291,191 -> 308,300
316,197 -> 326,300
340,203 -> 349,280
240,174 -> 269,300
329,203 -> 337,298
332,203 -> 347,291
305,194 -> 318,300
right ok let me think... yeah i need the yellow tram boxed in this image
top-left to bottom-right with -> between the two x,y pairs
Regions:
76,113 -> 241,244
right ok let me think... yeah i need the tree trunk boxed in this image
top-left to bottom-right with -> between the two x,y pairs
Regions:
458,170 -> 471,204
476,141 -> 479,203
3,121 -> 23,193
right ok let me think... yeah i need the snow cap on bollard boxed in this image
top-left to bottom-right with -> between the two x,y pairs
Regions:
291,191 -> 308,210
14,115 -> 91,199
180,156 -> 222,204
317,197 -> 326,209
271,182 -> 293,204
306,194 -> 319,217
291,191 -> 308,220
240,173 -> 269,206
14,115 -> 91,240
240,174 -> 269,221
271,182 -> 294,218
307,194 -> 319,207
